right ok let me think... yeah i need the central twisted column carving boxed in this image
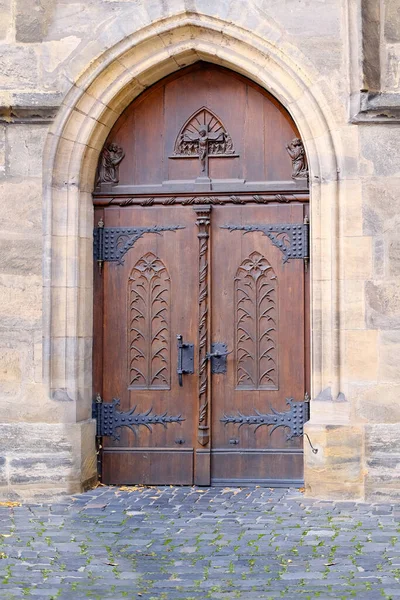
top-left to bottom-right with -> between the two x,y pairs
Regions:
194,206 -> 211,446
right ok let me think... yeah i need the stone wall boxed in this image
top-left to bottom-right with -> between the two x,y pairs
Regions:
0,0 -> 399,501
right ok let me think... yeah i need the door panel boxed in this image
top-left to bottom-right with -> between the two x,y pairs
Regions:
101,206 -> 198,485
210,204 -> 306,485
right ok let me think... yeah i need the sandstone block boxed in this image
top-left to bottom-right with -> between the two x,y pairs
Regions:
0,0 -> 12,41
0,45 -> 38,89
360,126 -> 400,177
344,330 -> 378,381
351,382 -> 400,423
366,281 -> 400,329
304,423 -> 364,500
0,180 -> 42,235
0,273 -> 42,330
378,331 -> 400,383
388,233 -> 400,276
0,237 -> 42,277
9,454 -> 73,484
6,124 -> 48,178
0,348 -> 21,383
341,237 -> 372,280
15,0 -> 52,43
384,0 -> 400,43
362,177 -> 400,236
365,423 -> 400,501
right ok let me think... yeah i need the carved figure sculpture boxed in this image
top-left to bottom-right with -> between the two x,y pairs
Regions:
286,137 -> 308,180
173,107 -> 236,178
96,142 -> 125,185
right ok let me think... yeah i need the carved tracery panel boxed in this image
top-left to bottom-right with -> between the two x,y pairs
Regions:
235,251 -> 278,390
128,253 -> 171,389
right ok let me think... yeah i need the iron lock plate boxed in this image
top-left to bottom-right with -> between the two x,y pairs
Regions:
210,342 -> 228,374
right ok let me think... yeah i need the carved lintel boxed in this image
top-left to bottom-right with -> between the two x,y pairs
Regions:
194,206 -> 211,446
93,193 -> 309,207
96,143 -> 125,186
285,138 -> 308,181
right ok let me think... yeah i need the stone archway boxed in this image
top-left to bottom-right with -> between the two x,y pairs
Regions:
43,14 -> 347,497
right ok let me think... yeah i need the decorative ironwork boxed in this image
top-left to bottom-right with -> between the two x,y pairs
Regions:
206,343 -> 230,374
195,206 -> 211,445
172,107 -> 238,177
93,397 -> 184,441
96,143 -> 125,186
235,252 -> 278,389
286,138 -> 308,180
220,395 -> 310,440
177,335 -> 195,387
220,223 -> 308,263
93,224 -> 185,265
128,253 -> 170,389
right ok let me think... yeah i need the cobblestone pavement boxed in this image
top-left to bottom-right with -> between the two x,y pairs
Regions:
1,487 -> 400,599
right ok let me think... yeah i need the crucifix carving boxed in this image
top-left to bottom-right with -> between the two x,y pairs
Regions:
172,107 -> 237,179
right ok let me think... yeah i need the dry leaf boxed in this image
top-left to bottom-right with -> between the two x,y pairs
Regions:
0,501 -> 21,507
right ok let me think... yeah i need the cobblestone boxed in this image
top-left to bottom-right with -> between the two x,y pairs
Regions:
0,487 -> 400,598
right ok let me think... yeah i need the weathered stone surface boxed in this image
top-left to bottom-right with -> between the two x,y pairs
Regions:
0,348 -> 21,382
0,0 -> 12,41
0,423 -> 72,453
388,232 -> 400,275
0,238 -> 42,276
0,273 -> 42,330
352,382 -> 400,422
0,45 -> 38,89
366,281 -> 400,329
10,454 -> 73,484
378,330 -> 400,382
362,177 -> 400,235
304,423 -> 364,500
384,0 -> 400,43
344,330 -> 378,380
0,179 -> 42,235
365,423 -> 400,500
6,124 -> 47,178
15,0 -> 53,43
360,126 -> 400,176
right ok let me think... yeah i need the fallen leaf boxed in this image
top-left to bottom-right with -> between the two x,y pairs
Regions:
0,534 -> 12,538
106,561 -> 118,566
324,562 -> 336,566
0,501 -> 21,507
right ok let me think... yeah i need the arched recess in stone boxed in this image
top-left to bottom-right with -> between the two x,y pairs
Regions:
42,14 -> 342,455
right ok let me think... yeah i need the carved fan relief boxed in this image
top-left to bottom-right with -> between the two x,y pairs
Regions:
235,251 -> 279,390
173,107 -> 236,177
128,253 -> 171,389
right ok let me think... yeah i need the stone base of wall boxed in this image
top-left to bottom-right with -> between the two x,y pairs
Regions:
0,420 -> 97,501
304,421 -> 364,500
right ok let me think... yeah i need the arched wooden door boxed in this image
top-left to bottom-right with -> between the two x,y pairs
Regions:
93,63 -> 310,487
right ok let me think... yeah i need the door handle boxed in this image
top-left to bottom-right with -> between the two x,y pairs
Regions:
177,335 -> 194,387
206,343 -> 232,374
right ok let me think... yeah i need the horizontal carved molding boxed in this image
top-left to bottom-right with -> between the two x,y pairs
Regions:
351,91 -> 400,123
93,193 -> 309,207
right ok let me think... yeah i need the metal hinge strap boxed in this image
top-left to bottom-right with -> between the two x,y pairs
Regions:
93,224 -> 185,268
92,396 -> 185,441
220,393 -> 310,440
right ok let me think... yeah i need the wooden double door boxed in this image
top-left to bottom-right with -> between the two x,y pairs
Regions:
93,62 -> 310,486
94,201 -> 309,486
